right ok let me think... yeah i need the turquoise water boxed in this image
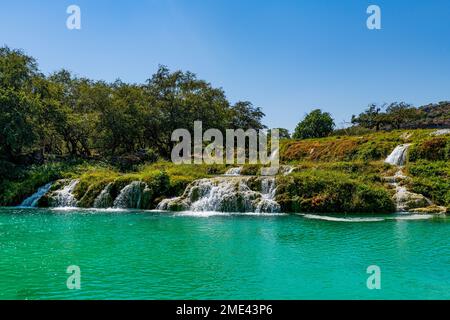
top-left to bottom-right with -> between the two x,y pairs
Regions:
0,207 -> 449,300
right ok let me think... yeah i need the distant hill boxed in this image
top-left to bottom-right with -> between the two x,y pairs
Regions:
405,101 -> 450,128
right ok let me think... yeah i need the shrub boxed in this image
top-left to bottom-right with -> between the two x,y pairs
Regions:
409,137 -> 448,161
275,170 -> 395,214
407,160 -> 450,206
293,109 -> 335,139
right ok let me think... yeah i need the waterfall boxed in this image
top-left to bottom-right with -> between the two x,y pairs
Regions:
93,183 -> 113,208
256,177 -> 280,213
224,167 -> 242,176
384,169 -> 432,212
383,144 -> 433,211
19,182 -> 53,207
50,180 -> 79,207
280,165 -> 294,176
385,144 -> 411,166
113,181 -> 151,209
157,176 -> 280,213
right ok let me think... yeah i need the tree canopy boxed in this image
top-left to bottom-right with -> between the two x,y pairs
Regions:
293,109 -> 335,139
0,47 -> 267,169
351,102 -> 421,131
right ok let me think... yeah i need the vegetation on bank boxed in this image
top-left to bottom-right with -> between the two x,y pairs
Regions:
0,161 -> 224,207
1,128 -> 449,213
1,46 -> 449,213
276,170 -> 395,214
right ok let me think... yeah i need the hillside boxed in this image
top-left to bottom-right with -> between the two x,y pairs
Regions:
2,129 -> 449,214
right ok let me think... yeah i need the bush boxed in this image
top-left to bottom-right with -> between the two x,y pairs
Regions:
409,137 -> 449,161
0,162 -> 71,206
240,164 -> 261,175
293,109 -> 335,139
407,160 -> 450,206
275,170 -> 395,214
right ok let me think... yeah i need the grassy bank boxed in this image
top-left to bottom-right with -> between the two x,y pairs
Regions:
1,129 -> 449,213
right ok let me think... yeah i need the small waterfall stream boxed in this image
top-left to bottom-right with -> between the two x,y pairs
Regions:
19,182 -> 53,207
113,181 -> 151,209
384,144 -> 411,166
51,180 -> 79,207
384,144 -> 431,211
223,167 -> 242,176
93,183 -> 114,208
256,177 -> 280,213
280,165 -> 294,176
157,176 -> 280,213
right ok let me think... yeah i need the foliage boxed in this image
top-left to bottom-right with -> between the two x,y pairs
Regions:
406,160 -> 450,207
408,137 -> 449,162
351,104 -> 387,131
293,109 -> 335,139
276,170 -> 395,214
351,101 -> 447,131
0,47 -> 267,172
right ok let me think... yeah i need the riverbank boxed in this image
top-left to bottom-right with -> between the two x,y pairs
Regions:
1,129 -> 449,215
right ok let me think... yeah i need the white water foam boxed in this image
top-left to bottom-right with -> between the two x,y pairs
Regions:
385,144 -> 411,166
223,167 -> 242,176
172,210 -> 284,218
51,180 -> 79,208
391,214 -> 434,221
301,213 -> 437,222
302,214 -> 385,222
158,176 -> 281,213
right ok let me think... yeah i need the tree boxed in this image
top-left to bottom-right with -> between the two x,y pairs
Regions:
351,103 -> 388,131
145,65 -> 237,158
0,47 -> 41,161
0,89 -> 40,160
385,102 -> 419,129
0,48 -> 271,167
0,47 -> 38,90
268,128 -> 290,139
230,101 -> 266,130
97,80 -> 148,155
293,109 -> 335,139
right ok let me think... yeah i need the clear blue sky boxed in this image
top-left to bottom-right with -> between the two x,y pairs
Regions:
1,0 -> 449,131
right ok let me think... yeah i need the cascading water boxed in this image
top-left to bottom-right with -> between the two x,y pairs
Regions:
50,180 -> 79,207
224,167 -> 242,176
384,144 -> 431,211
384,144 -> 411,166
157,176 -> 280,213
113,181 -> 151,209
93,183 -> 114,208
256,177 -> 280,213
19,182 -> 53,207
280,165 -> 294,176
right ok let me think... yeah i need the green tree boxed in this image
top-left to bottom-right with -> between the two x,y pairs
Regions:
351,104 -> 387,131
97,80 -> 148,155
268,128 -> 290,139
385,102 -> 419,129
0,47 -> 41,161
293,109 -> 335,139
230,101 -> 266,130
145,65 -> 233,157
47,71 -> 103,157
0,47 -> 38,90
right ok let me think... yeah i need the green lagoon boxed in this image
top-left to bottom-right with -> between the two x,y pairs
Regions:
0,207 -> 448,300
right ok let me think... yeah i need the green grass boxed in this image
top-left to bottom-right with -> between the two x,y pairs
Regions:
280,129 -> 439,163
406,160 -> 450,208
276,168 -> 395,214
2,129 -> 448,213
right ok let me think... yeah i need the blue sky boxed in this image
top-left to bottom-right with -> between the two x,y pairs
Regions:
1,0 -> 449,131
